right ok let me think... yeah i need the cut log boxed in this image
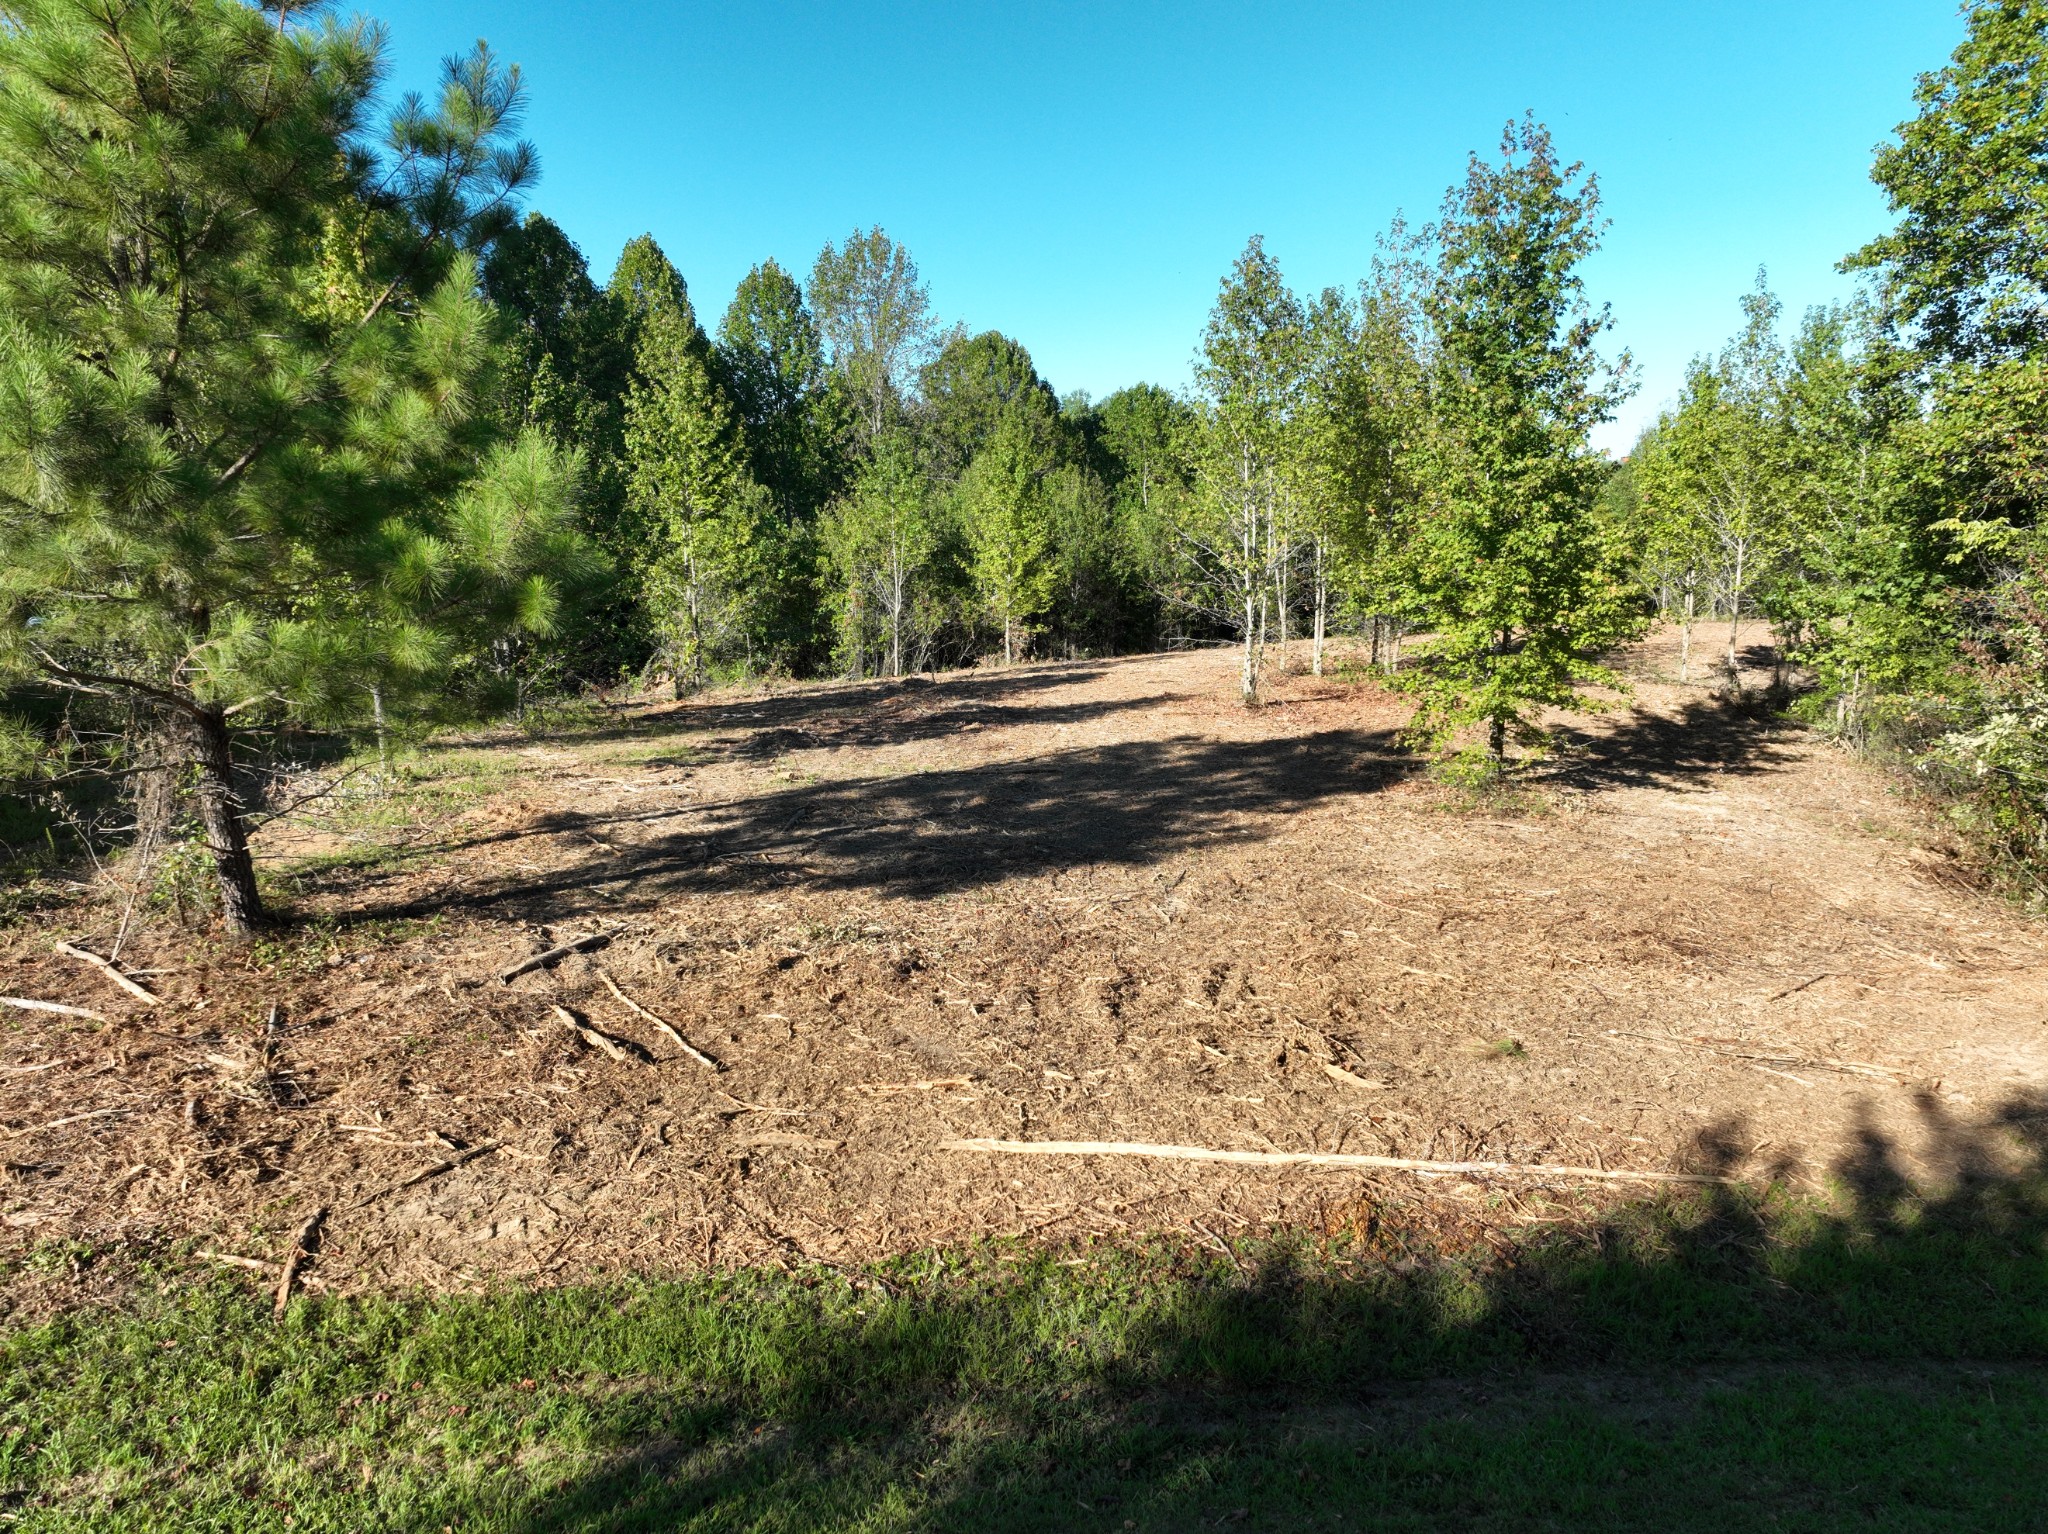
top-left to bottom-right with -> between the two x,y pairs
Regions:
936,1139 -> 1737,1186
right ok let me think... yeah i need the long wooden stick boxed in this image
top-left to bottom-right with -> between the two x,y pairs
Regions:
54,942 -> 161,1004
0,996 -> 106,1021
499,929 -> 615,983
936,1139 -> 1738,1186
594,969 -> 720,1071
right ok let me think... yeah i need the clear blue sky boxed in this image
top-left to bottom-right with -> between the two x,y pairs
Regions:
366,0 -> 1963,453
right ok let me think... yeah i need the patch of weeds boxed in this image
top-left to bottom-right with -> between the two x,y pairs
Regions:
1461,1035 -> 1526,1060
581,730 -> 710,768
146,837 -> 218,926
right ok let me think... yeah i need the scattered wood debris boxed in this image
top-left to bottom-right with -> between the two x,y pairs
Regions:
1604,1029 -> 1911,1082
740,1131 -> 845,1151
500,929 -> 616,983
551,1004 -> 650,1064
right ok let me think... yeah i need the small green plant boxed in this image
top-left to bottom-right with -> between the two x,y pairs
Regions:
148,836 -> 218,925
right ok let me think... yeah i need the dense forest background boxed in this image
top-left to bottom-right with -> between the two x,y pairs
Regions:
1,0 -> 2044,924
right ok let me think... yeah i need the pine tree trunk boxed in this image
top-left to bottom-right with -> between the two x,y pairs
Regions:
127,710 -> 181,874
182,706 -> 263,936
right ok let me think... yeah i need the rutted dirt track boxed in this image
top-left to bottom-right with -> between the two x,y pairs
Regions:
4,632 -> 2046,1287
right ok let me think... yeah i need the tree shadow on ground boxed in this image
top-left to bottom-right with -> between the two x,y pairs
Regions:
482,663 -> 1125,760
472,1088 -> 2048,1532
1546,697 -> 1805,793
340,727 -> 1417,920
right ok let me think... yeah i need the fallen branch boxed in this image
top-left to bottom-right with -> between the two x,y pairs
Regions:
0,996 -> 106,1021
1605,1029 -> 1909,1082
197,1250 -> 328,1290
594,969 -> 720,1071
273,1206 -> 327,1320
937,1139 -> 1737,1186
353,1142 -> 499,1208
848,1076 -> 975,1094
54,942 -> 161,1005
1322,1063 -> 1388,1091
499,929 -> 616,983
1760,972 -> 1841,1003
551,1004 -> 651,1064
4,1106 -> 132,1137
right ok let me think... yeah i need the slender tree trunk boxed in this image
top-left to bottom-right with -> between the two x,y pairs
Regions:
888,555 -> 905,679
1725,543 -> 1745,683
1487,627 -> 1509,771
1679,587 -> 1694,683
370,683 -> 389,775
1311,537 -> 1328,677
1241,583 -> 1259,707
182,706 -> 262,936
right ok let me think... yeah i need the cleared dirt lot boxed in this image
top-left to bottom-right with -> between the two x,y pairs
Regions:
5,631 -> 2045,1288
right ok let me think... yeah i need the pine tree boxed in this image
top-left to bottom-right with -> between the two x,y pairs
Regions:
1402,119 -> 1642,772
617,240 -> 752,693
0,0 -> 596,933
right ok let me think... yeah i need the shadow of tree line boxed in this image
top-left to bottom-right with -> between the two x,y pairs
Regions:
323,689 -> 1811,927
378,1088 -> 2048,1532
335,726 -> 1418,919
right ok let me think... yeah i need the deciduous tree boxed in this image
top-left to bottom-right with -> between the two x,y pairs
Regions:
1402,118 -> 1641,770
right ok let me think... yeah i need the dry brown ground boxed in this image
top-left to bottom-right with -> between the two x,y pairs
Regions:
4,628 -> 2045,1291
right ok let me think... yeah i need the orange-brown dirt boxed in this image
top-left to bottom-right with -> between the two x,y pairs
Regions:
4,628 -> 2044,1291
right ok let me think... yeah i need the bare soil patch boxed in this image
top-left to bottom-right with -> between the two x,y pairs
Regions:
5,629 -> 2045,1290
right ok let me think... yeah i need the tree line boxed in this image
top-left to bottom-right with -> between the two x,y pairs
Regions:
1,0 -> 2042,928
